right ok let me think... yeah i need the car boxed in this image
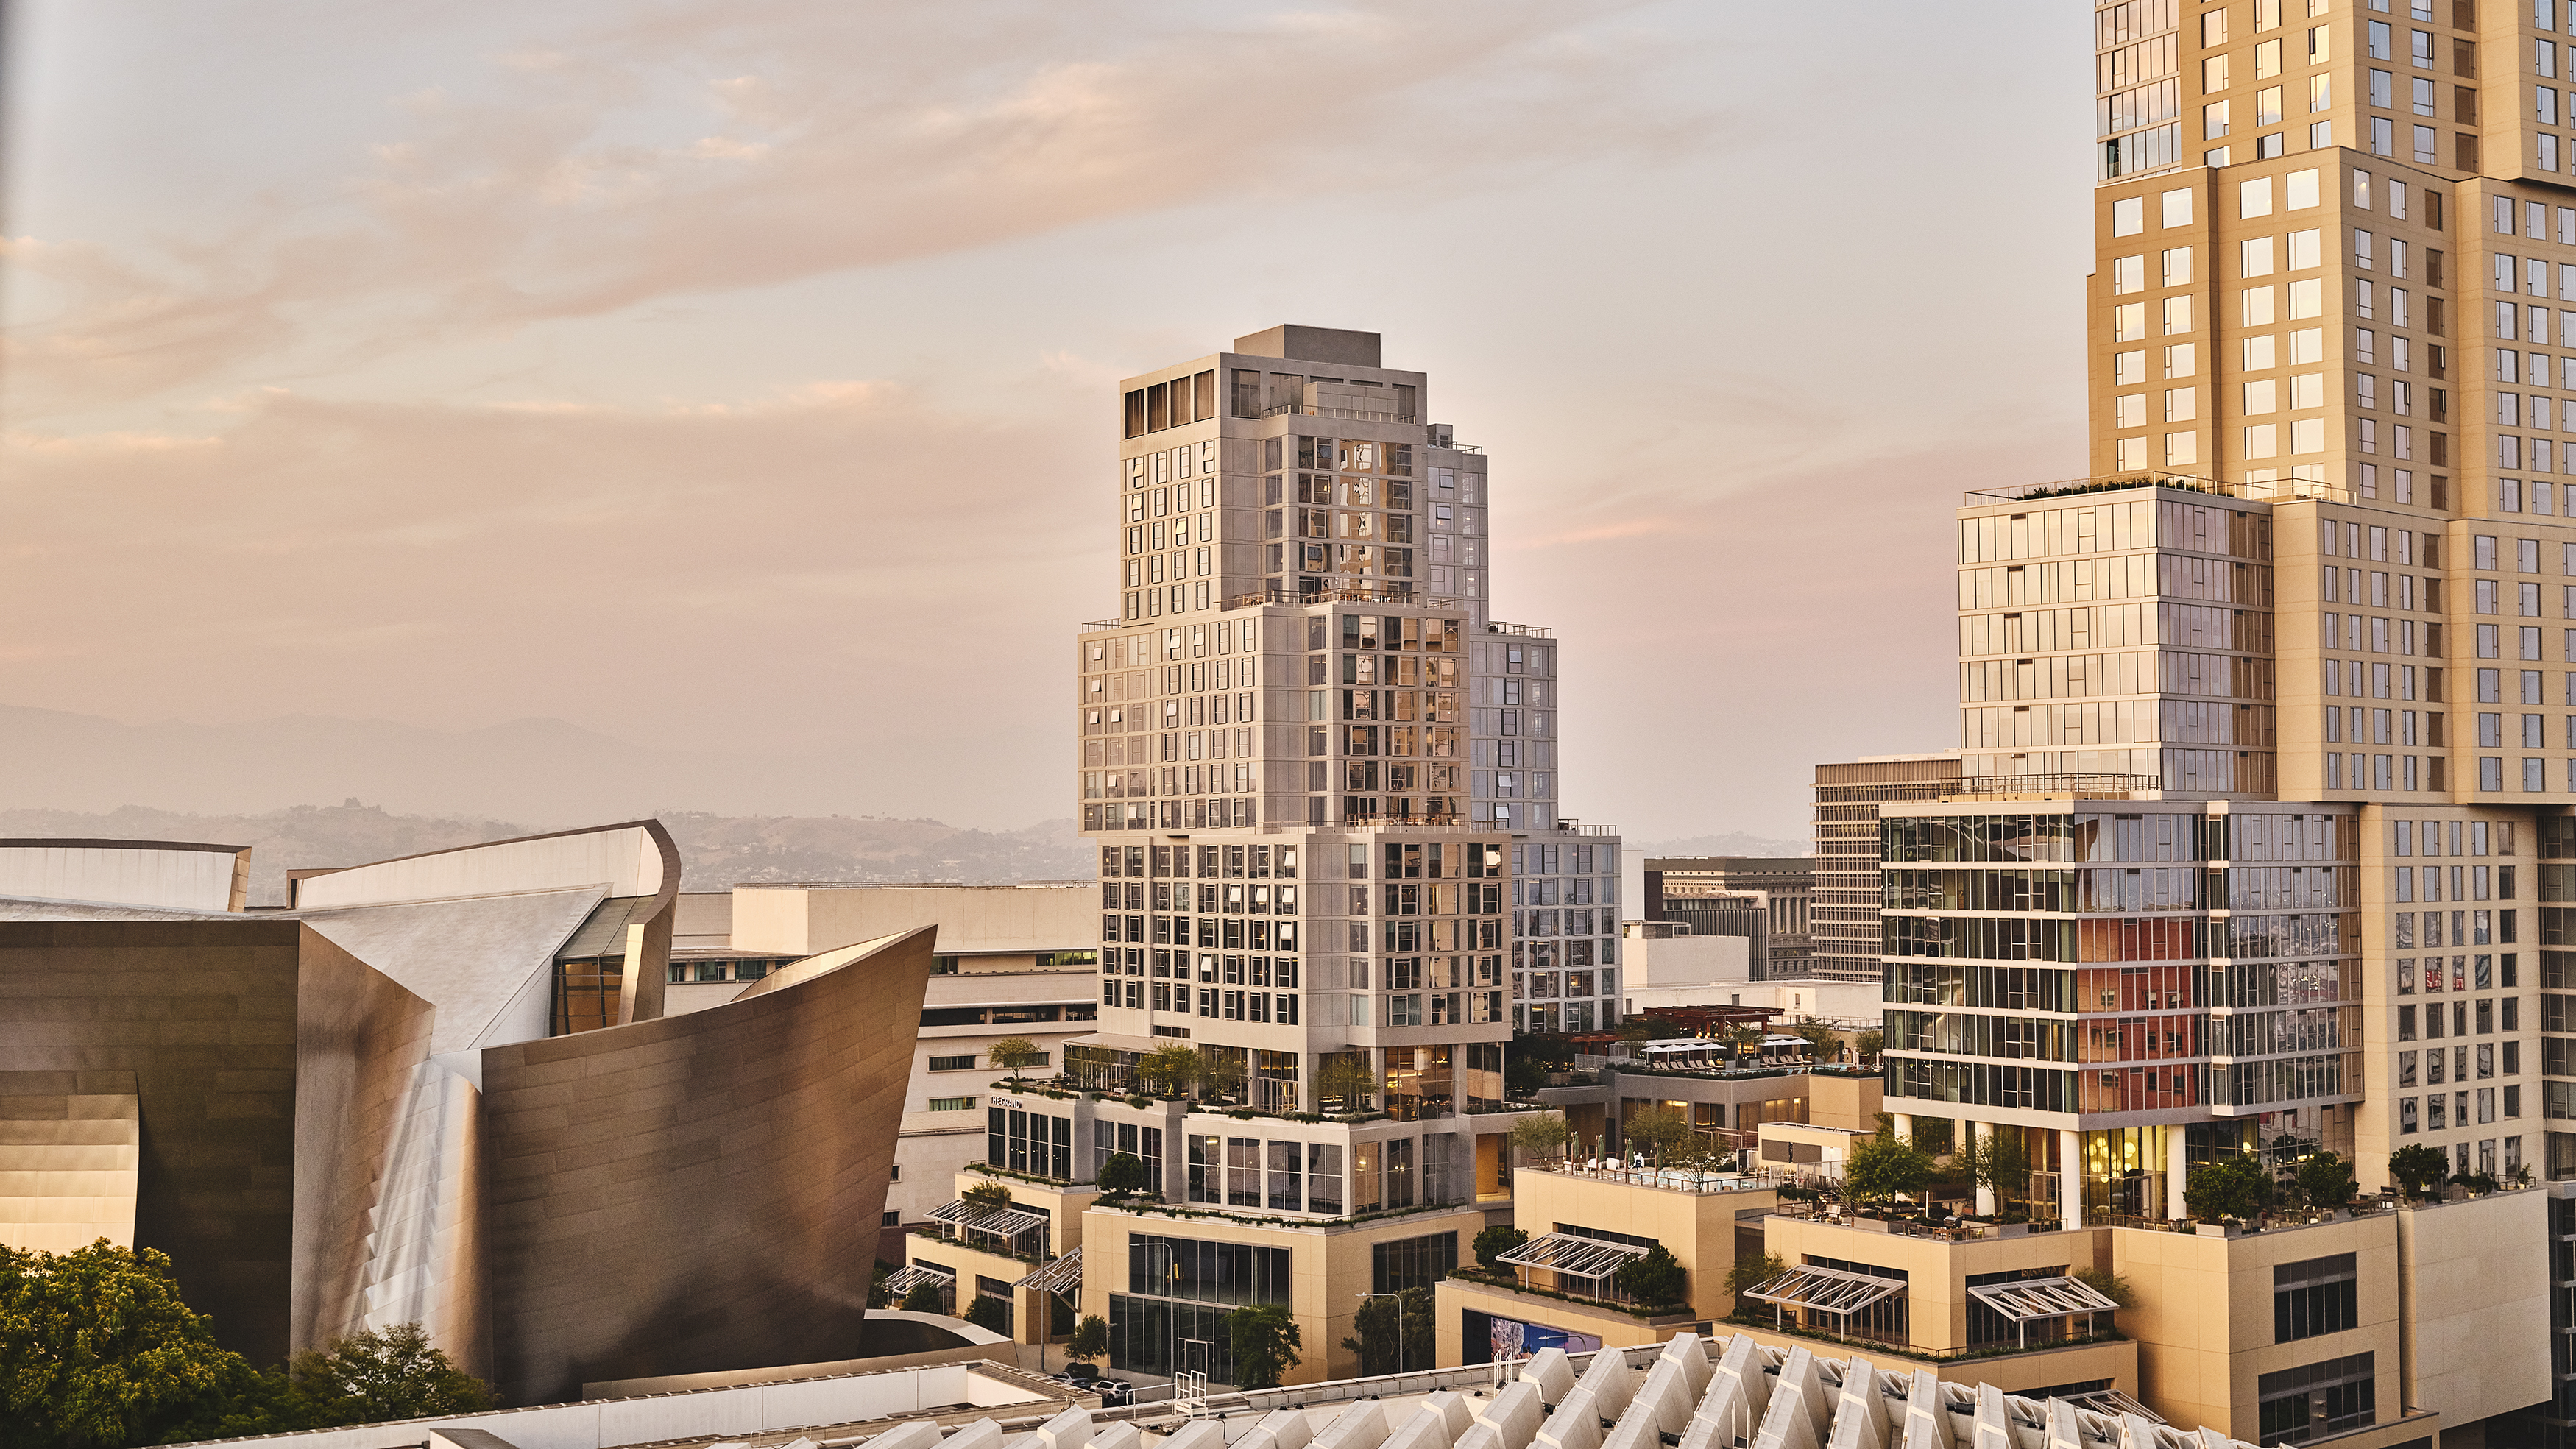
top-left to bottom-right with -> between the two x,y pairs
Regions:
1092,1381 -> 1134,1407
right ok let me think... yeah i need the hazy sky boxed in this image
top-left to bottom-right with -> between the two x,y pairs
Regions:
1,0 -> 2098,842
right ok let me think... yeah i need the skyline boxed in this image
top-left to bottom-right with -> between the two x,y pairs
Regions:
1,0 -> 2098,840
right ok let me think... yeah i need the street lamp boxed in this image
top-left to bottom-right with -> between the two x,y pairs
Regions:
1356,1291 -> 1412,1376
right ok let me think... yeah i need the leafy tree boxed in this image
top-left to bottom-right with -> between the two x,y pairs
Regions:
963,1294 -> 1011,1334
1138,1045 -> 1203,1098
962,1182 -> 1016,1211
1341,1287 -> 1432,1376
1473,1225 -> 1529,1271
1317,1052 -> 1377,1111
1504,1053 -> 1553,1098
1724,1251 -> 1788,1302
1844,1135 -> 1936,1207
1066,1314 -> 1109,1365
1852,1030 -> 1886,1063
1787,1021 -> 1841,1060
1197,1049 -> 1248,1102
2388,1144 -> 2449,1200
269,1324 -> 494,1431
0,1240 -> 266,1449
903,1277 -> 948,1314
2295,1150 -> 2359,1211
1225,1304 -> 1303,1389
1966,1129 -> 2031,1205
1610,1244 -> 1687,1308
2071,1266 -> 2134,1310
1509,1112 -> 1571,1163
1624,1106 -> 1692,1164
868,1261 -> 895,1310
1723,1023 -> 1766,1056
2184,1152 -> 2274,1222
987,1037 -> 1047,1079
1096,1152 -> 1148,1199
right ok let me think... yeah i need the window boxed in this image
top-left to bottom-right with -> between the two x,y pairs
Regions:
928,1097 -> 977,1112
2258,1353 -> 2377,1444
1372,1231 -> 1460,1294
2274,1254 -> 2360,1342
928,1055 -> 978,1071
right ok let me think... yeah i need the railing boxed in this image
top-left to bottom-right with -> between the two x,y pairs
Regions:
1546,818 -> 1619,835
1485,620 -> 1554,638
1939,773 -> 2163,801
1963,471 -> 2352,508
1080,619 -> 1121,632
1260,400 -> 1418,423
1219,584 -> 1465,611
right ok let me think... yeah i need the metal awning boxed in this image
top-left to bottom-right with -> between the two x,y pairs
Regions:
1967,1275 -> 2123,1322
1022,1246 -> 1084,1294
1741,1264 -> 1908,1316
1493,1231 -> 1651,1280
930,1199 -> 1052,1240
2058,1390 -> 2162,1423
880,1263 -> 955,1296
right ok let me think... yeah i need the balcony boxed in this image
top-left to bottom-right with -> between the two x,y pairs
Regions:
1962,471 -> 2352,508
1218,584 -> 1466,611
1937,772 -> 2164,802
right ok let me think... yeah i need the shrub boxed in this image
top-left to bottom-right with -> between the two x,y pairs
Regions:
2184,1153 -> 2272,1222
1611,1244 -> 1687,1308
1473,1225 -> 1529,1270
1097,1152 -> 1148,1198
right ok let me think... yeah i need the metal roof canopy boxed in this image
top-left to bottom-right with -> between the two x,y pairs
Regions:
1967,1275 -> 2123,1321
880,1263 -> 956,1296
1493,1231 -> 1652,1280
1021,1246 -> 1084,1295
929,1199 -> 1052,1240
1741,1264 -> 1908,1317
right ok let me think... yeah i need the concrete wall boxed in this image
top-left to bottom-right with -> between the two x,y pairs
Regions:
732,884 -> 1095,958
2395,1190 -> 2551,1431
1510,1169 -> 1774,1323
1079,1202 -> 1490,1383
1763,1217 -> 2112,1354
2113,1215 -> 2405,1442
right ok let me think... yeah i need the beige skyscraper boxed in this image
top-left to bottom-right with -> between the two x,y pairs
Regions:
1058,325 -> 1624,1379
1869,7 -> 2576,1435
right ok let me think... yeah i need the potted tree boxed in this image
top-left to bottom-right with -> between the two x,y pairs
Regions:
2184,1152 -> 2271,1233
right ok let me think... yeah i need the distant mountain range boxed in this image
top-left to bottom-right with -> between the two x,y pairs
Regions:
0,703 -> 853,824
0,801 -> 1094,907
0,702 -> 1801,904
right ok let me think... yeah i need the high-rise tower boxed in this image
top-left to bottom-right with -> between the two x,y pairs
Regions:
1877,1 -> 2576,1236
1056,325 -> 1625,1380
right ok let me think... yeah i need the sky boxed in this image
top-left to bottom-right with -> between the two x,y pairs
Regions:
0,0 -> 2099,842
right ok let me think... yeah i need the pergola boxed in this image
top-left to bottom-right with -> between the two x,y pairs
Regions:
1740,1264 -> 1908,1338
929,1198 -> 1054,1258
1966,1275 -> 2123,1347
1493,1231 -> 1651,1297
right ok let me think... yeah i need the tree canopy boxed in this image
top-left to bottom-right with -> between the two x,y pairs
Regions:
1473,1225 -> 1529,1270
1610,1245 -> 1688,1308
1137,1045 -> 1203,1097
1623,1107 -> 1693,1164
2184,1152 -> 2274,1222
0,1241 -> 260,1449
2294,1150 -> 2359,1211
1509,1112 -> 1571,1163
0,1242 -> 493,1449
1225,1304 -> 1303,1389
1095,1152 -> 1148,1198
2388,1143 -> 2449,1200
987,1037 -> 1047,1077
1844,1135 -> 1935,1205
1066,1314 -> 1109,1364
